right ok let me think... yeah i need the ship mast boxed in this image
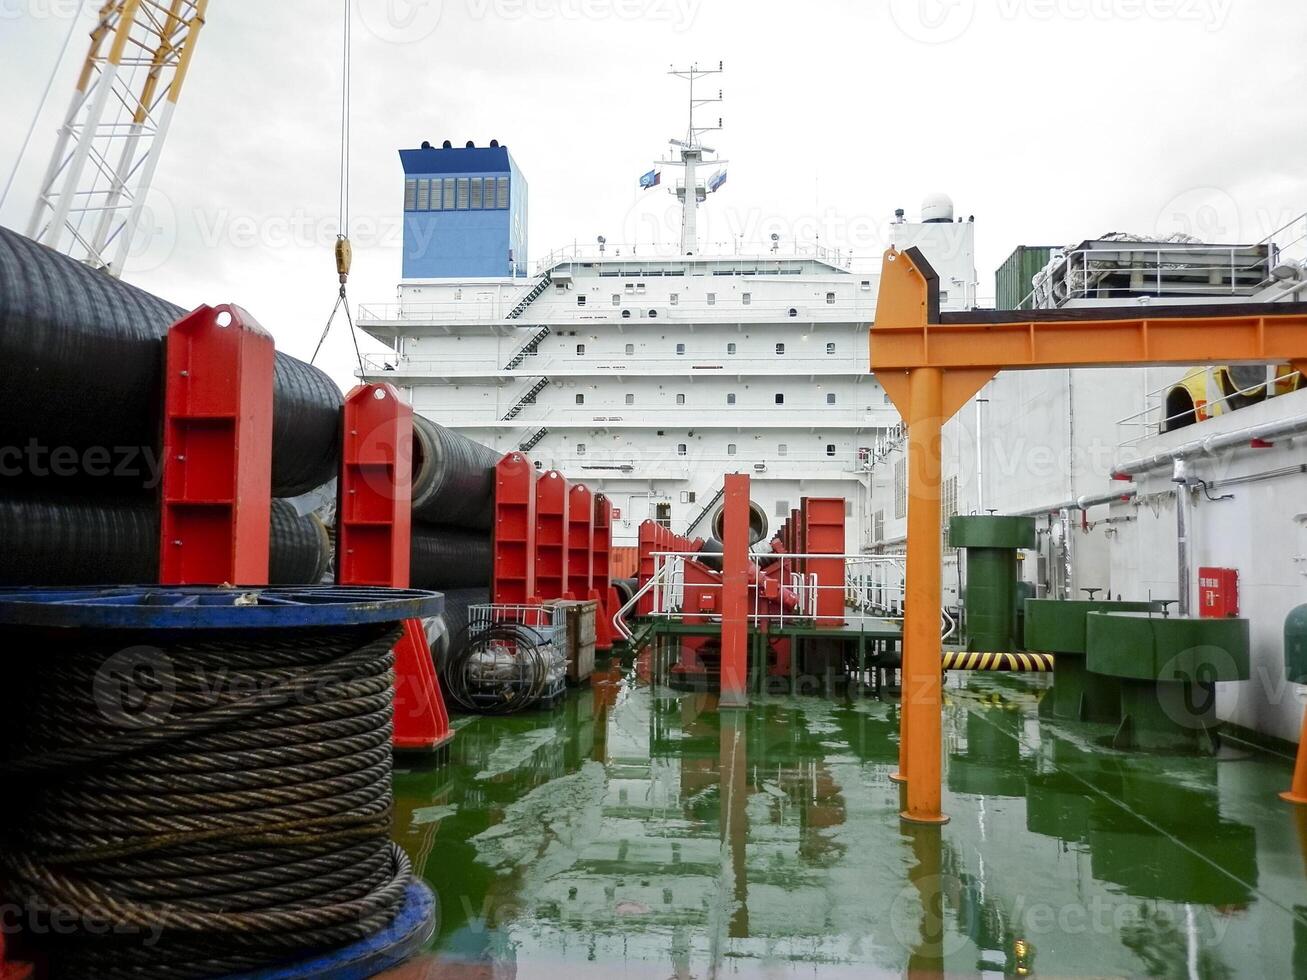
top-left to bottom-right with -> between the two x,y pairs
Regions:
659,62 -> 725,255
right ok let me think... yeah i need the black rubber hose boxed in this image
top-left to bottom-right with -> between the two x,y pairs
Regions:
0,623 -> 409,979
410,416 -> 500,530
410,524 -> 492,590
0,494 -> 331,586
0,226 -> 341,497
425,587 -> 490,676
612,577 -> 638,606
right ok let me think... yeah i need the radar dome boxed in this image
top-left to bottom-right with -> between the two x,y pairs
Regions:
921,192 -> 955,224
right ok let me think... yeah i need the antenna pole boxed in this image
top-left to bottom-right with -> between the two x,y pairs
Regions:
661,62 -> 724,256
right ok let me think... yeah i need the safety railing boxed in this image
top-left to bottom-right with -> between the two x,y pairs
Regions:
533,240 -> 860,273
1116,369 -> 1304,450
359,352 -> 875,377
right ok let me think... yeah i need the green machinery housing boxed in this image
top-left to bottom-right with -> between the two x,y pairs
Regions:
950,515 -> 1036,653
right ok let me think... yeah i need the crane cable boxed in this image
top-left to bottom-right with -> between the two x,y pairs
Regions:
312,0 -> 364,374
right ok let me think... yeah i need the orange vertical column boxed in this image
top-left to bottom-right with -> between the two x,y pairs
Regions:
900,367 -> 948,825
720,473 -> 750,708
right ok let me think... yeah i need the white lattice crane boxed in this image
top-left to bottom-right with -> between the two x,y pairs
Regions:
26,0 -> 208,277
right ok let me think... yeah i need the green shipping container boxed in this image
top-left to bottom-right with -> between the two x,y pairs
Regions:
996,245 -> 1056,311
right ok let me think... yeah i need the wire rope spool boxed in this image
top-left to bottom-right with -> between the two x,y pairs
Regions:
0,585 -> 441,978
0,227 -> 342,498
409,416 -> 501,531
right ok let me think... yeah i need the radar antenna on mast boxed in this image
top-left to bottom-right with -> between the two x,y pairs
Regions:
657,61 -> 728,256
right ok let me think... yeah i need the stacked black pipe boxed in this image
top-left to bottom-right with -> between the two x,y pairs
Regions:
0,227 -> 339,584
407,415 -> 500,670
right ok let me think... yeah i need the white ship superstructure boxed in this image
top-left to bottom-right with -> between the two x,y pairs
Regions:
359,80 -> 978,551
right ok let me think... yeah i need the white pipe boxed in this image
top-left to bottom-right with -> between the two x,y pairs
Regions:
1012,485 -> 1138,517
1174,460 -> 1192,617
1112,410 -> 1307,478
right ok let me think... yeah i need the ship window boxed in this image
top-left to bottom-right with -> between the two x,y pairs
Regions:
675,343 -> 685,355
625,393 -> 634,405
624,343 -> 634,355
670,293 -> 679,305
470,178 -> 483,209
575,393 -> 584,405
742,292 -> 752,305
940,290 -> 950,304
727,443 -> 737,456
677,443 -> 687,456
788,308 -> 798,317
676,394 -> 686,405
826,342 -> 836,355
726,393 -> 736,405
775,393 -> 784,404
861,280 -> 872,291
625,283 -> 635,294
649,309 -> 658,318
826,392 -> 836,405
576,343 -> 585,354
775,343 -> 786,355
577,443 -> 586,455
622,309 -> 631,319
826,292 -> 836,305
776,500 -> 790,516
403,178 -> 417,211
430,178 -> 443,210
455,177 -> 470,209
727,342 -> 736,354
496,176 -> 510,209
443,180 -> 456,209
826,444 -> 836,456
777,444 -> 788,456
612,295 -> 621,306
637,283 -> 647,294
577,295 -> 586,307
707,293 -> 716,305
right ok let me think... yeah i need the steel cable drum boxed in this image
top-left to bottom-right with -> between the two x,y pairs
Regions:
410,523 -> 492,590
0,494 -> 331,586
410,415 -> 500,530
0,227 -> 341,498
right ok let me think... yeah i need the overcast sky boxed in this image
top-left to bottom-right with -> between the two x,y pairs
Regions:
2,0 -> 1305,391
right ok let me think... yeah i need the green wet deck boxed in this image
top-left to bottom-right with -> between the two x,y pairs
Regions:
388,664 -> 1307,978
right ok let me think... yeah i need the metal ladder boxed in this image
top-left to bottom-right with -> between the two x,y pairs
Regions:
504,325 -> 551,370
519,427 -> 549,452
505,271 -> 552,320
684,483 -> 725,537
501,378 -> 550,421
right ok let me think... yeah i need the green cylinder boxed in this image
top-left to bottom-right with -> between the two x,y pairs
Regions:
1286,604 -> 1307,684
950,516 -> 1036,653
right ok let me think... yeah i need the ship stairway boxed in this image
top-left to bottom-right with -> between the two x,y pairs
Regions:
506,271 -> 552,320
519,427 -> 549,453
501,377 -> 550,421
685,483 -> 725,537
504,326 -> 551,370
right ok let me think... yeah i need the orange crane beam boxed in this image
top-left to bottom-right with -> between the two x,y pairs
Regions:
869,246 -> 1307,825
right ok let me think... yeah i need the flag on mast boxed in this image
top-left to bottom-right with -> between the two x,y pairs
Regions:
639,169 -> 661,189
708,168 -> 728,193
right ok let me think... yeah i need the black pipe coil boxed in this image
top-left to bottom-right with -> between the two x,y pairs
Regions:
410,416 -> 500,530
0,226 -> 341,498
425,587 -> 490,675
442,622 -> 556,715
0,623 -> 409,979
410,523 -> 492,590
612,577 -> 639,606
0,494 -> 331,586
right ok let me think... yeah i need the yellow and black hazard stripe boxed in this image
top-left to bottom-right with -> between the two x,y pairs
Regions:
940,651 -> 1055,673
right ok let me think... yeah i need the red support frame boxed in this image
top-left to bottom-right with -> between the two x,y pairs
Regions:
493,452 -> 538,605
591,493 -> 615,650
159,304 -> 273,586
802,497 -> 847,626
534,470 -> 570,602
719,474 -> 750,707
337,384 -> 450,752
566,484 -> 594,601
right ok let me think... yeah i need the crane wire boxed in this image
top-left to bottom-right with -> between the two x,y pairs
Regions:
1,0 -> 90,213
312,0 -> 364,376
